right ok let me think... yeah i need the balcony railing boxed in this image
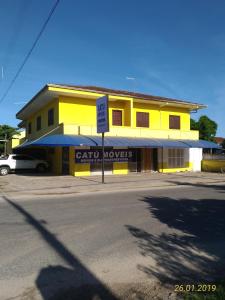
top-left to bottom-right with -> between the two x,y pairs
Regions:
63,124 -> 199,140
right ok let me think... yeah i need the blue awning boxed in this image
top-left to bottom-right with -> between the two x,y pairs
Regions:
17,134 -> 97,148
180,139 -> 221,148
16,134 -> 220,149
84,136 -> 162,147
84,136 -> 190,148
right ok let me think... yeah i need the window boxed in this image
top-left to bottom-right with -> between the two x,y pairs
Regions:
168,149 -> 185,168
48,108 -> 54,126
112,110 -> 122,126
169,115 -> 180,129
136,112 -> 149,128
28,122 -> 32,134
12,155 -> 33,160
36,116 -> 41,131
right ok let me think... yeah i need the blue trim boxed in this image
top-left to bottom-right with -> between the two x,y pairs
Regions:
16,134 -> 220,149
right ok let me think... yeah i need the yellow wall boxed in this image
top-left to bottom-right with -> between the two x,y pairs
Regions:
59,96 -> 96,126
58,95 -> 193,138
69,147 -> 91,176
133,102 -> 160,129
59,96 -> 132,127
50,147 -> 62,175
158,165 -> 192,173
160,106 -> 190,131
74,164 -> 90,176
63,124 -> 199,140
59,96 -> 191,131
202,160 -> 225,172
113,162 -> 128,174
70,148 -> 91,176
26,99 -> 59,141
133,102 -> 190,131
21,88 -> 196,142
6,131 -> 26,153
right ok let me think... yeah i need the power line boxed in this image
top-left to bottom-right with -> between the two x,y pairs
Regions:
0,0 -> 60,105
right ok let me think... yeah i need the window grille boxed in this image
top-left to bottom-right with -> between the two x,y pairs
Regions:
168,148 -> 185,168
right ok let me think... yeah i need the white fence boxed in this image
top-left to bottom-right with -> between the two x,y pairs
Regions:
203,154 -> 225,160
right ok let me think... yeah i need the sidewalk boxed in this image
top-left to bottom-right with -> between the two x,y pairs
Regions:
0,171 -> 225,201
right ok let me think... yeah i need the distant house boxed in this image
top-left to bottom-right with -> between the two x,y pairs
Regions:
6,131 -> 26,154
214,137 -> 225,146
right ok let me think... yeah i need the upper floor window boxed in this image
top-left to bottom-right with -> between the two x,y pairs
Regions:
136,112 -> 149,128
36,116 -> 42,131
169,115 -> 180,129
112,110 -> 122,126
48,108 -> 54,126
28,122 -> 32,134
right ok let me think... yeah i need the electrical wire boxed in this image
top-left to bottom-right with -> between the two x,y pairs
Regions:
0,0 -> 60,104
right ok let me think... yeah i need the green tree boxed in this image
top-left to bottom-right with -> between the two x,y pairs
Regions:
0,124 -> 20,153
198,115 -> 217,141
190,116 -> 217,141
190,118 -> 199,130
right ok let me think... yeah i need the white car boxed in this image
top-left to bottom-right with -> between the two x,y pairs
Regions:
0,154 -> 49,176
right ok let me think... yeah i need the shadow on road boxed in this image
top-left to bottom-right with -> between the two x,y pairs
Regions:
166,180 -> 225,193
126,194 -> 225,284
3,196 -> 117,300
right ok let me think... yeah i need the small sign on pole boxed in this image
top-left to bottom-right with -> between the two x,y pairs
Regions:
96,96 -> 109,134
96,95 -> 109,184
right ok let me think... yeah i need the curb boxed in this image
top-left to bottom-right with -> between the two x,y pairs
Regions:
0,183 -> 204,202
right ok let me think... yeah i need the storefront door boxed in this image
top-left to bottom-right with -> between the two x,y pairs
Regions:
62,147 -> 69,175
89,147 -> 113,175
152,148 -> 158,171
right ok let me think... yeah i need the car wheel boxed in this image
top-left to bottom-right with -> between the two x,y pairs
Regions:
0,166 -> 10,176
36,164 -> 47,173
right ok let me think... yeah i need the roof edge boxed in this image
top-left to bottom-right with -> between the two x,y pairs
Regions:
48,83 -> 206,108
16,83 -> 207,119
16,85 -> 49,119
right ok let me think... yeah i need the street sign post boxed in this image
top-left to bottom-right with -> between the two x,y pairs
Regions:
96,95 -> 109,183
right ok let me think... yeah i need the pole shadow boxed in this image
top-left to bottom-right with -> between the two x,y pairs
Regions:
3,196 -> 118,300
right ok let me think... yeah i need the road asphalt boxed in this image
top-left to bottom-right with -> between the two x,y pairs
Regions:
0,182 -> 225,300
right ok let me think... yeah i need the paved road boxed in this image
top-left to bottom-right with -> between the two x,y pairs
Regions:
0,184 -> 225,299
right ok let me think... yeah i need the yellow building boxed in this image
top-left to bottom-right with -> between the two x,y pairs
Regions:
15,84 -> 218,176
6,131 -> 26,154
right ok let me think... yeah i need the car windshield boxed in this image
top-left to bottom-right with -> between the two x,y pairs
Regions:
0,154 -> 9,159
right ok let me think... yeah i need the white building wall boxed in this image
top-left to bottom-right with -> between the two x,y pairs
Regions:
189,148 -> 202,172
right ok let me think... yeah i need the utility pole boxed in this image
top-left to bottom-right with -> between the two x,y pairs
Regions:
4,134 -> 7,155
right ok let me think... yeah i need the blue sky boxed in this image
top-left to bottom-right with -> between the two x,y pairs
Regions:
0,0 -> 225,135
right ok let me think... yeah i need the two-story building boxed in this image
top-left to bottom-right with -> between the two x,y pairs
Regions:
15,84 -> 218,176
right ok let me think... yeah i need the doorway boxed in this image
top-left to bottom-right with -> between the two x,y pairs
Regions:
152,148 -> 158,171
62,147 -> 69,175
